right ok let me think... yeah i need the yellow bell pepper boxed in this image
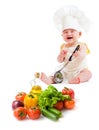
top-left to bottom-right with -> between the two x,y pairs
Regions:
24,94 -> 38,109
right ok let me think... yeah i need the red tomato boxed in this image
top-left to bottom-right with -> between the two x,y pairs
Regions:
13,107 -> 27,120
27,107 -> 41,120
64,99 -> 75,109
62,87 -> 75,99
15,92 -> 26,102
54,101 -> 64,110
69,88 -> 75,99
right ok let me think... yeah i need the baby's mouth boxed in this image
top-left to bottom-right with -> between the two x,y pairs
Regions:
67,37 -> 73,39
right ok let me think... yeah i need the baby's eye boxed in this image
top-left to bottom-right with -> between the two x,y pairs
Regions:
71,30 -> 74,33
64,31 -> 68,34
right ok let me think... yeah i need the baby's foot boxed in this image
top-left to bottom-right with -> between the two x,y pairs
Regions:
40,72 -> 53,85
68,77 -> 80,84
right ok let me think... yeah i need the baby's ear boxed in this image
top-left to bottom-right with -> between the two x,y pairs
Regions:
79,32 -> 82,37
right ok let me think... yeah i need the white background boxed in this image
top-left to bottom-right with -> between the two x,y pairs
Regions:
0,0 -> 99,129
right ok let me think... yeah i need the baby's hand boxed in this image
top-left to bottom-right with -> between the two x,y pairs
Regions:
57,50 -> 67,63
73,51 -> 80,57
61,50 -> 67,55
73,45 -> 86,59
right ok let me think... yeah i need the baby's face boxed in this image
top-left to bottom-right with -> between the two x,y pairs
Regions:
62,29 -> 81,44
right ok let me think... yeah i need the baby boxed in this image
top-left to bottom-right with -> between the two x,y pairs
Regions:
40,5 -> 92,84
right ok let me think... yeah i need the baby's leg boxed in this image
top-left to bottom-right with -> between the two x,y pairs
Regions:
40,72 -> 54,85
68,69 -> 92,84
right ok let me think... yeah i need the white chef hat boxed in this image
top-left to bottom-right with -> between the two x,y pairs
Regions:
53,5 -> 91,33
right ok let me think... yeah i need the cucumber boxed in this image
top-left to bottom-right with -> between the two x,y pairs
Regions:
41,109 -> 59,121
47,107 -> 62,117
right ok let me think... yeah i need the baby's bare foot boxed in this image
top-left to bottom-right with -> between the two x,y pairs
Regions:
68,77 -> 80,84
40,72 -> 53,85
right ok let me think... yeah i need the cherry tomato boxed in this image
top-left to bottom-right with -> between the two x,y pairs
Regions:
69,88 -> 75,99
62,87 -> 75,99
13,107 -> 27,120
15,92 -> 26,102
64,99 -> 75,109
54,101 -> 64,110
27,106 -> 41,120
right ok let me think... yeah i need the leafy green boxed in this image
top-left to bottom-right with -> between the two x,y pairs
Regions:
38,85 -> 65,110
